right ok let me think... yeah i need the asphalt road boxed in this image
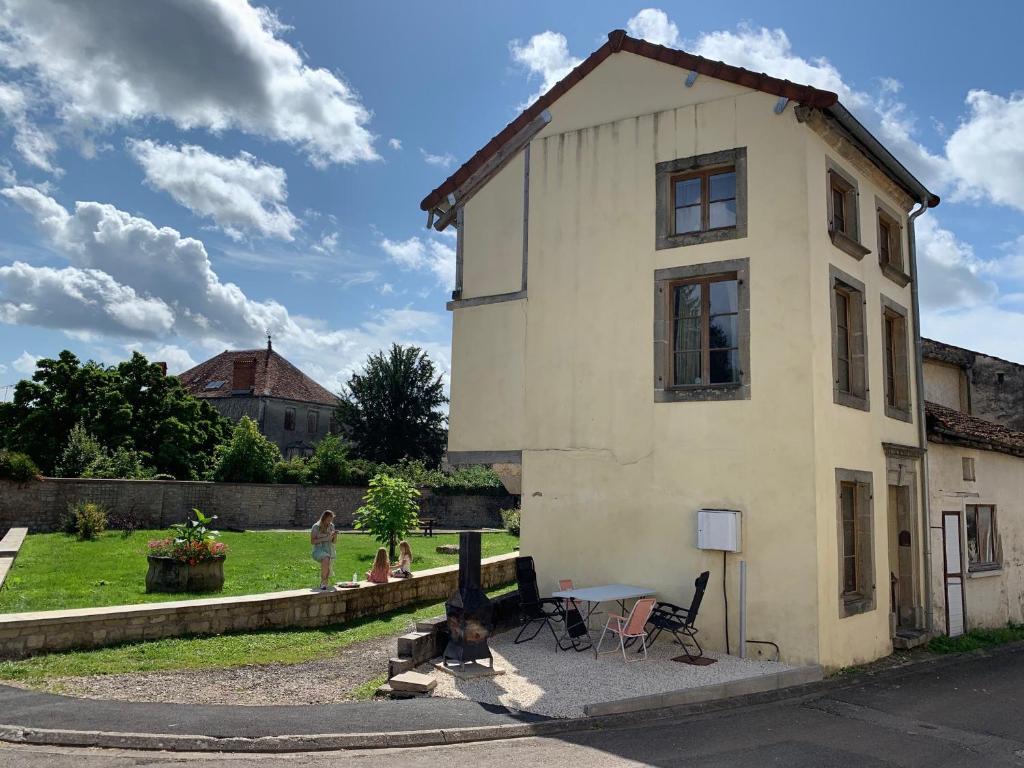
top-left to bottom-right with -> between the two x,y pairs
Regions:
3,646 -> 1024,767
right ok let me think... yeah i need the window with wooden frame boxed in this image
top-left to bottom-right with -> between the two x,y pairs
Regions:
966,504 -> 999,571
307,409 -> 319,433
672,167 -> 737,236
284,407 -> 296,431
962,456 -> 976,482
877,200 -> 910,286
654,258 -> 750,402
836,468 -> 875,617
826,160 -> 870,260
656,148 -> 747,250
669,274 -> 739,388
830,267 -> 868,411
881,298 -> 911,421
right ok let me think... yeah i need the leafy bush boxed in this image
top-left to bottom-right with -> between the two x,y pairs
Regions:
353,473 -> 421,560
84,446 -> 153,480
0,449 -> 40,483
500,508 -> 521,537
273,456 -> 310,485
107,507 -> 140,538
433,464 -> 506,495
211,416 -> 281,483
55,424 -> 106,478
307,435 -> 354,485
148,508 -> 227,563
65,501 -> 108,540
927,624 -> 1024,654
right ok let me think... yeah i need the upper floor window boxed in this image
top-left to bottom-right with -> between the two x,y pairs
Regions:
307,409 -> 319,433
284,407 -> 296,431
656,148 -> 747,250
654,258 -> 750,403
830,266 -> 869,411
877,199 -> 910,287
826,159 -> 870,260
881,296 -> 911,422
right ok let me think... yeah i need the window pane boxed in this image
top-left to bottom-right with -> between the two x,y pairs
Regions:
672,284 -> 701,317
835,291 -> 849,327
674,351 -> 702,386
676,177 -> 701,206
966,510 -> 979,563
675,205 -> 701,234
837,326 -> 850,358
978,507 -> 994,563
832,188 -> 846,232
709,349 -> 738,384
673,317 -> 702,353
709,171 -> 736,201
709,200 -> 736,229
709,314 -> 737,349
844,558 -> 858,594
838,358 -> 851,393
709,280 -> 738,314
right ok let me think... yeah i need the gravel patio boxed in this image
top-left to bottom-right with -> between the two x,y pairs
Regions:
422,628 -> 793,718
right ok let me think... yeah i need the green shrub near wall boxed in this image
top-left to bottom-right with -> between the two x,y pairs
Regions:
0,450 -> 40,483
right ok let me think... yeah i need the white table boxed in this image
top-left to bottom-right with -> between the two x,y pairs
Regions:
551,583 -> 657,641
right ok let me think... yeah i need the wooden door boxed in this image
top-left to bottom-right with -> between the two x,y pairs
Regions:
942,512 -> 966,637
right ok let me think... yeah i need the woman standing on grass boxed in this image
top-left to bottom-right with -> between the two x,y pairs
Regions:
310,510 -> 337,590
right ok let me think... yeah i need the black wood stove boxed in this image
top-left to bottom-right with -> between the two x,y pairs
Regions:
442,531 -> 495,668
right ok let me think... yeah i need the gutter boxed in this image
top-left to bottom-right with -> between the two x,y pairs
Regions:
907,200 -> 934,634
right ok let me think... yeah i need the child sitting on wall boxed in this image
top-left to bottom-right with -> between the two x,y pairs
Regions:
366,547 -> 390,584
391,540 -> 413,579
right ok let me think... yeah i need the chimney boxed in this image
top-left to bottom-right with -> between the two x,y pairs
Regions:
155,361 -> 167,376
232,359 -> 256,392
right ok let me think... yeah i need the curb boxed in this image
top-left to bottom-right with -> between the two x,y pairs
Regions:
0,643 -> 1020,753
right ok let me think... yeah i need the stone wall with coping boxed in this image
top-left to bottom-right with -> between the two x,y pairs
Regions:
0,553 -> 517,659
0,478 -> 514,533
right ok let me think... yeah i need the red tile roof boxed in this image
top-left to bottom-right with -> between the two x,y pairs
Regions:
926,401 -> 1024,459
420,30 -> 938,213
178,348 -> 338,406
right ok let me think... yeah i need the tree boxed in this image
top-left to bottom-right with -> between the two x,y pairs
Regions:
212,416 -> 281,483
336,344 -> 447,466
0,351 -> 230,478
353,473 -> 421,560
55,424 -> 106,478
307,434 -> 354,485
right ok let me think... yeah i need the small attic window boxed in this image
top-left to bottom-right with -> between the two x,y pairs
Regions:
204,380 -> 226,391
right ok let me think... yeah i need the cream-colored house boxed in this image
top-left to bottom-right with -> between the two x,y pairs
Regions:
421,31 -> 939,669
923,341 -> 1024,636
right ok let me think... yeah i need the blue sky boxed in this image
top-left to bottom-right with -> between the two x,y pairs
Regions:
0,0 -> 1021,398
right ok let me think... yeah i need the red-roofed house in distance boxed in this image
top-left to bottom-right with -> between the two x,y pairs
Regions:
179,338 -> 339,458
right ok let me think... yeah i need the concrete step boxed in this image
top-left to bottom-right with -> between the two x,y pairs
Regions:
893,630 -> 931,650
389,671 -> 437,693
397,631 -> 436,660
375,683 -> 427,700
388,656 -> 416,678
0,527 -> 28,558
0,557 -> 13,590
415,616 -> 447,633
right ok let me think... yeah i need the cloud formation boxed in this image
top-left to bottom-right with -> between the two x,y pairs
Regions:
128,140 -> 299,241
380,236 -> 455,290
510,31 -> 582,107
625,9 -> 680,48
0,0 -> 377,167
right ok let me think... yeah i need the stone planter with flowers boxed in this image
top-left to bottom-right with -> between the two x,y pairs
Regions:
146,508 -> 227,593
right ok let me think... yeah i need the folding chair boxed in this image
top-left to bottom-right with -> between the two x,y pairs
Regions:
556,579 -> 592,652
513,556 -> 565,646
595,598 -> 657,662
645,571 -> 709,661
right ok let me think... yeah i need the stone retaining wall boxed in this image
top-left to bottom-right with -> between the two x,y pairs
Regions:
0,553 -> 518,659
0,478 -> 514,533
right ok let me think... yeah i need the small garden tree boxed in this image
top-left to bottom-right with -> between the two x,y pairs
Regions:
211,416 -> 281,483
307,434 -> 352,485
353,473 -> 420,560
54,424 -> 105,478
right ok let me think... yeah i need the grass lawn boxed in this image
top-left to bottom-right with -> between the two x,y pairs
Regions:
927,624 -> 1024,654
0,585 -> 515,682
0,530 -> 519,614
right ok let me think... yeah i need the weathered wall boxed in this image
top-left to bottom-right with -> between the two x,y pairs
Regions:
0,554 -> 517,659
928,442 -> 1024,633
206,396 -> 335,457
924,360 -> 967,413
969,355 -> 1024,432
0,479 -> 514,533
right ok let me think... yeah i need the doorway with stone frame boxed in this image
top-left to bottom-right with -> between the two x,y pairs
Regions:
883,445 -> 927,648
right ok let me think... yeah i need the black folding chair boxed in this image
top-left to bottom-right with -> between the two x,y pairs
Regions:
513,556 -> 566,647
644,571 -> 710,661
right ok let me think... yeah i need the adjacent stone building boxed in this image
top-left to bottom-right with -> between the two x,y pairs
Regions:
179,340 -> 339,457
923,338 -> 1024,432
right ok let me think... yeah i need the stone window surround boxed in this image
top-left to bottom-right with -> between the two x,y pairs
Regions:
826,157 -> 872,261
655,148 -> 748,251
962,456 -> 976,482
830,265 -> 870,412
880,294 -> 912,423
653,257 -> 751,403
875,196 -> 911,287
835,468 -> 876,618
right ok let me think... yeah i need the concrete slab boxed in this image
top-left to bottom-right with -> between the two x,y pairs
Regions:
434,661 -> 506,680
389,671 -> 437,693
0,558 -> 13,590
0,528 -> 27,558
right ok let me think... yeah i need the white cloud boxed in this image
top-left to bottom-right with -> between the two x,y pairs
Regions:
0,81 -> 59,173
378,282 -> 395,295
122,342 -> 196,373
311,231 -> 339,254
388,138 -> 403,150
128,140 -> 299,240
915,215 -> 998,310
947,91 -> 1024,211
0,185 -> 451,388
626,9 -> 680,47
12,350 -> 38,374
380,236 -> 455,290
509,31 -> 582,107
420,148 -> 457,169
0,0 -> 377,167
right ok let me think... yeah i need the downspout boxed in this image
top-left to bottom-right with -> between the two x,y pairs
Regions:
907,199 -> 934,634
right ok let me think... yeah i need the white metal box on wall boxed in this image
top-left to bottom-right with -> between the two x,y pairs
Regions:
696,509 -> 742,552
